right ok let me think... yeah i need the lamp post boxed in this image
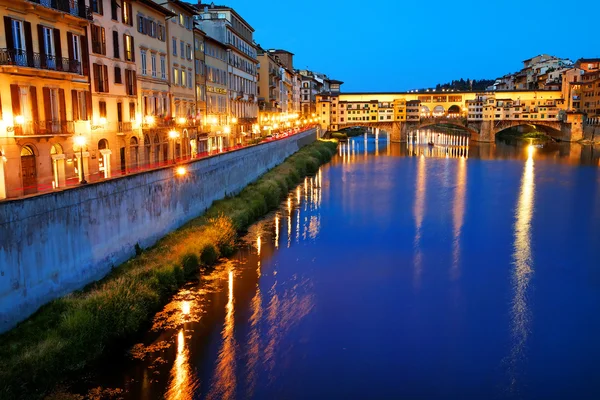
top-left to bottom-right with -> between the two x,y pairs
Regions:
169,130 -> 179,163
74,134 -> 87,184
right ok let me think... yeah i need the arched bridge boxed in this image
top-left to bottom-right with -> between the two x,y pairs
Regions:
336,117 -> 581,142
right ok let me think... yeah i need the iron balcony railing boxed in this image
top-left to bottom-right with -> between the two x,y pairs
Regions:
118,122 -> 133,133
28,0 -> 93,20
13,120 -> 75,136
0,48 -> 81,74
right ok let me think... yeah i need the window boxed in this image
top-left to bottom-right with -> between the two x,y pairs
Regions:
93,63 -> 109,92
123,34 -> 134,62
70,34 -> 81,63
91,25 -> 106,55
179,13 -> 184,25
91,0 -> 103,15
140,50 -> 147,75
172,38 -> 177,56
98,101 -> 107,118
114,66 -> 122,84
181,70 -> 186,88
180,41 -> 184,59
72,90 -> 89,121
186,44 -> 192,60
110,0 -> 118,21
122,1 -> 133,26
129,101 -> 135,121
125,69 -> 136,96
160,55 -> 166,80
137,16 -> 145,33
157,24 -> 165,42
112,31 -> 119,58
173,68 -> 179,85
188,70 -> 192,88
151,53 -> 156,77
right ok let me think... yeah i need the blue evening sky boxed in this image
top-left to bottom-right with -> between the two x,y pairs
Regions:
205,0 -> 600,92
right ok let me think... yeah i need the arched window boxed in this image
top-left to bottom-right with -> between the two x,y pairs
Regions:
144,134 -> 151,166
98,139 -> 109,150
154,134 -> 160,164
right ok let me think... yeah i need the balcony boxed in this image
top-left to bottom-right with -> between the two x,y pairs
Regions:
27,0 -> 93,20
12,120 -> 74,136
117,122 -> 133,134
0,49 -> 81,74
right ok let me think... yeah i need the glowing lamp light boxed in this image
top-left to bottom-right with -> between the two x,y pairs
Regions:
224,125 -> 231,134
273,123 -> 279,129
176,166 -> 187,176
145,115 -> 155,125
178,117 -> 186,124
231,117 -> 238,124
99,117 -> 107,125
168,130 -> 179,139
210,117 -> 218,125
14,115 -> 24,125
74,135 -> 86,147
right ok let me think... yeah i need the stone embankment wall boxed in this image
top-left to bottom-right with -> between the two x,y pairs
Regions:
0,130 -> 317,333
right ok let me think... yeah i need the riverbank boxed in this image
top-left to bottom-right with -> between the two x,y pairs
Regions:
0,140 -> 338,400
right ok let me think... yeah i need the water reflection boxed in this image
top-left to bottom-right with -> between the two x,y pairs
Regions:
207,270 -> 237,400
408,129 -> 469,159
451,157 -> 467,280
508,145 -> 536,393
413,155 -> 426,289
165,330 -> 197,400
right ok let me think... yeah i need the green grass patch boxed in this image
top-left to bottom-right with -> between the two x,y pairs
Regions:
0,139 -> 338,400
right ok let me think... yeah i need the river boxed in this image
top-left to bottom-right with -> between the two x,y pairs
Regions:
71,131 -> 600,400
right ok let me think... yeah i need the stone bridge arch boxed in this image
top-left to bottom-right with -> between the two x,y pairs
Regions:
492,120 -> 564,138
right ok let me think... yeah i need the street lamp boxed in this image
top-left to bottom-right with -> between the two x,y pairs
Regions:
169,130 -> 179,163
74,134 -> 87,184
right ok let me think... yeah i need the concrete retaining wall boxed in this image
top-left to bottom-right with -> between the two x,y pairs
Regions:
0,129 -> 317,332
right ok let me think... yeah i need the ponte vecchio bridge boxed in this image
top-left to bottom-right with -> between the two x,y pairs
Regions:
316,90 -> 585,142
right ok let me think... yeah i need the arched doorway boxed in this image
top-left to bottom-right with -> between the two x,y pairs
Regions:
50,143 -> 66,189
433,105 -> 445,117
129,136 -> 139,170
119,137 -> 126,174
153,134 -> 160,165
143,134 -> 151,166
21,145 -> 37,195
98,139 -> 111,179
420,106 -> 431,117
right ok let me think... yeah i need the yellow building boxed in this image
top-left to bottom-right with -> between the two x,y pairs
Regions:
193,27 -> 208,152
0,0 -> 91,198
204,35 -> 229,150
318,90 -> 567,132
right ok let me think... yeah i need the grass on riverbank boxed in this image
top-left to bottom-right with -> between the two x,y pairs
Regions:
0,139 -> 338,400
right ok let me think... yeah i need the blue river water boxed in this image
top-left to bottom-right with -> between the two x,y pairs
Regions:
74,133 -> 600,399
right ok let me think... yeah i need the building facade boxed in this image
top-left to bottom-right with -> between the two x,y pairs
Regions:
195,3 -> 258,142
0,0 -> 92,198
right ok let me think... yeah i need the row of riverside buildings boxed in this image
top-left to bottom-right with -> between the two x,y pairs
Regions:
0,0 -> 342,199
317,54 -> 599,133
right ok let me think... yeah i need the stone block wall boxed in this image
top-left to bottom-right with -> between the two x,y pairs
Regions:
0,129 -> 317,332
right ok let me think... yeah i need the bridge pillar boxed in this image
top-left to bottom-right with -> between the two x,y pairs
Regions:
390,122 -> 406,143
564,112 -> 584,142
476,120 -> 495,142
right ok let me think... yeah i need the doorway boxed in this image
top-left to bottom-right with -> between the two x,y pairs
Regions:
21,145 -> 37,195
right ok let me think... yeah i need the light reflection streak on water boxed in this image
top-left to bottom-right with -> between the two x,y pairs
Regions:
413,155 -> 426,289
287,197 -> 292,248
246,236 -> 264,397
165,330 -> 196,400
508,145 -> 536,392
274,214 -> 280,249
451,157 -> 467,280
207,270 -> 237,400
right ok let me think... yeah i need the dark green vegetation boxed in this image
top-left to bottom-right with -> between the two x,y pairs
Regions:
496,127 -> 550,141
328,127 -> 366,140
417,78 -> 495,92
0,139 -> 338,400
